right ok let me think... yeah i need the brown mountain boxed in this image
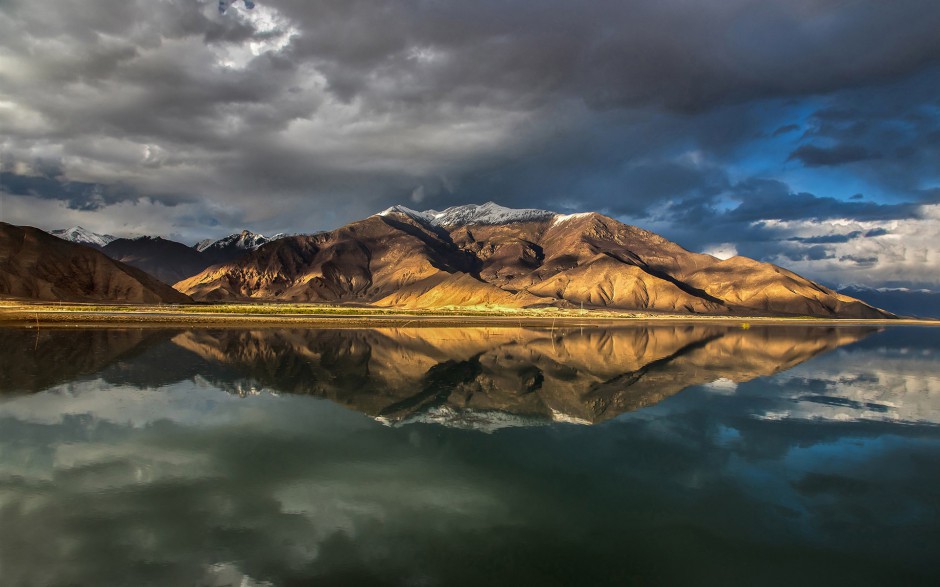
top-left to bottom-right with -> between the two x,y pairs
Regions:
102,236 -> 210,284
0,223 -> 192,303
175,202 -> 892,318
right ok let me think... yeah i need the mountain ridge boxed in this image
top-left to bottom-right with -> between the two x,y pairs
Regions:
175,203 -> 893,318
49,229 -> 290,286
195,230 -> 286,253
50,226 -> 116,248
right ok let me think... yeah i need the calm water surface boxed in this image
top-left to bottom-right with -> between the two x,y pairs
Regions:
0,324 -> 938,586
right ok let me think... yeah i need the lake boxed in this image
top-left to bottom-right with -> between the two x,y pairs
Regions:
0,323 -> 938,585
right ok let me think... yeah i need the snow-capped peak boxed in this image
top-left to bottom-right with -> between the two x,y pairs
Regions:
195,230 -> 284,252
427,202 -> 555,226
49,226 -> 116,248
376,205 -> 435,224
378,201 -> 556,227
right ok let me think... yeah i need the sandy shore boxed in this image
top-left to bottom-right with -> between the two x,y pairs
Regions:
0,301 -> 935,329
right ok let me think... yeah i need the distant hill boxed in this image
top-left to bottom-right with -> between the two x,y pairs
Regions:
0,223 -> 191,303
838,285 -> 940,318
175,202 -> 893,318
44,227 -> 282,285
101,237 -> 211,285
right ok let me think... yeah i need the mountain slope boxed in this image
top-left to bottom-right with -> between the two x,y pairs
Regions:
0,223 -> 192,303
174,203 -> 893,318
175,214 -> 475,302
88,230 -> 289,285
102,237 -> 210,285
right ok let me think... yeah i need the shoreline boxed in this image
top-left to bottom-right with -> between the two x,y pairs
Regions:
1,302 -> 935,329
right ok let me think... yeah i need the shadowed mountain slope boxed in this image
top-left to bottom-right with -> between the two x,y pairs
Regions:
175,203 -> 891,318
0,223 -> 192,303
102,237 -> 210,285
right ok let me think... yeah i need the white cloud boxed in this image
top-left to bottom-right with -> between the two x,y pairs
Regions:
0,194 -> 245,243
701,243 -> 738,260
760,204 -> 940,288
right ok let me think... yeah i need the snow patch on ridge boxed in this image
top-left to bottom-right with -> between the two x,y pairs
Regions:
195,230 -> 284,253
376,205 -> 435,224
427,202 -> 555,226
50,226 -> 116,247
552,212 -> 592,227
379,201 -> 557,227
549,408 -> 592,425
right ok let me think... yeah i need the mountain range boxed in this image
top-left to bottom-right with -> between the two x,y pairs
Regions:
0,203 -> 902,317
51,227 -> 283,284
176,203 -> 892,318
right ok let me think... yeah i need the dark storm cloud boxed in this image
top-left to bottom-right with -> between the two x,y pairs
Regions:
788,66 -> 940,199
0,171 -> 136,211
772,124 -> 800,137
1,0 -> 939,251
275,0 -> 940,112
658,178 -> 919,228
788,232 -> 863,244
784,228 -> 889,244
839,255 -> 879,266
787,144 -> 881,167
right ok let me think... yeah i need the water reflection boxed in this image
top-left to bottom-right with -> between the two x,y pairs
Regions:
1,324 -> 938,586
2,324 -> 879,427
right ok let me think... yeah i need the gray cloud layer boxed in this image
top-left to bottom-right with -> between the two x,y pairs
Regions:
1,0 -> 939,287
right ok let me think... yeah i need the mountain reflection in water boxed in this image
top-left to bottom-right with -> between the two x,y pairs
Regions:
1,324 -> 939,586
2,324 -> 875,428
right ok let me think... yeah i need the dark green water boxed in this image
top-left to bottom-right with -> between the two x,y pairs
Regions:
0,324 -> 938,586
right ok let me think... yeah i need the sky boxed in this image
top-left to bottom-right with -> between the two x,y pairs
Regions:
1,0 -> 939,291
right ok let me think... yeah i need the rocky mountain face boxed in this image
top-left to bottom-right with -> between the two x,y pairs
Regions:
176,203 -> 892,318
0,223 -> 192,303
